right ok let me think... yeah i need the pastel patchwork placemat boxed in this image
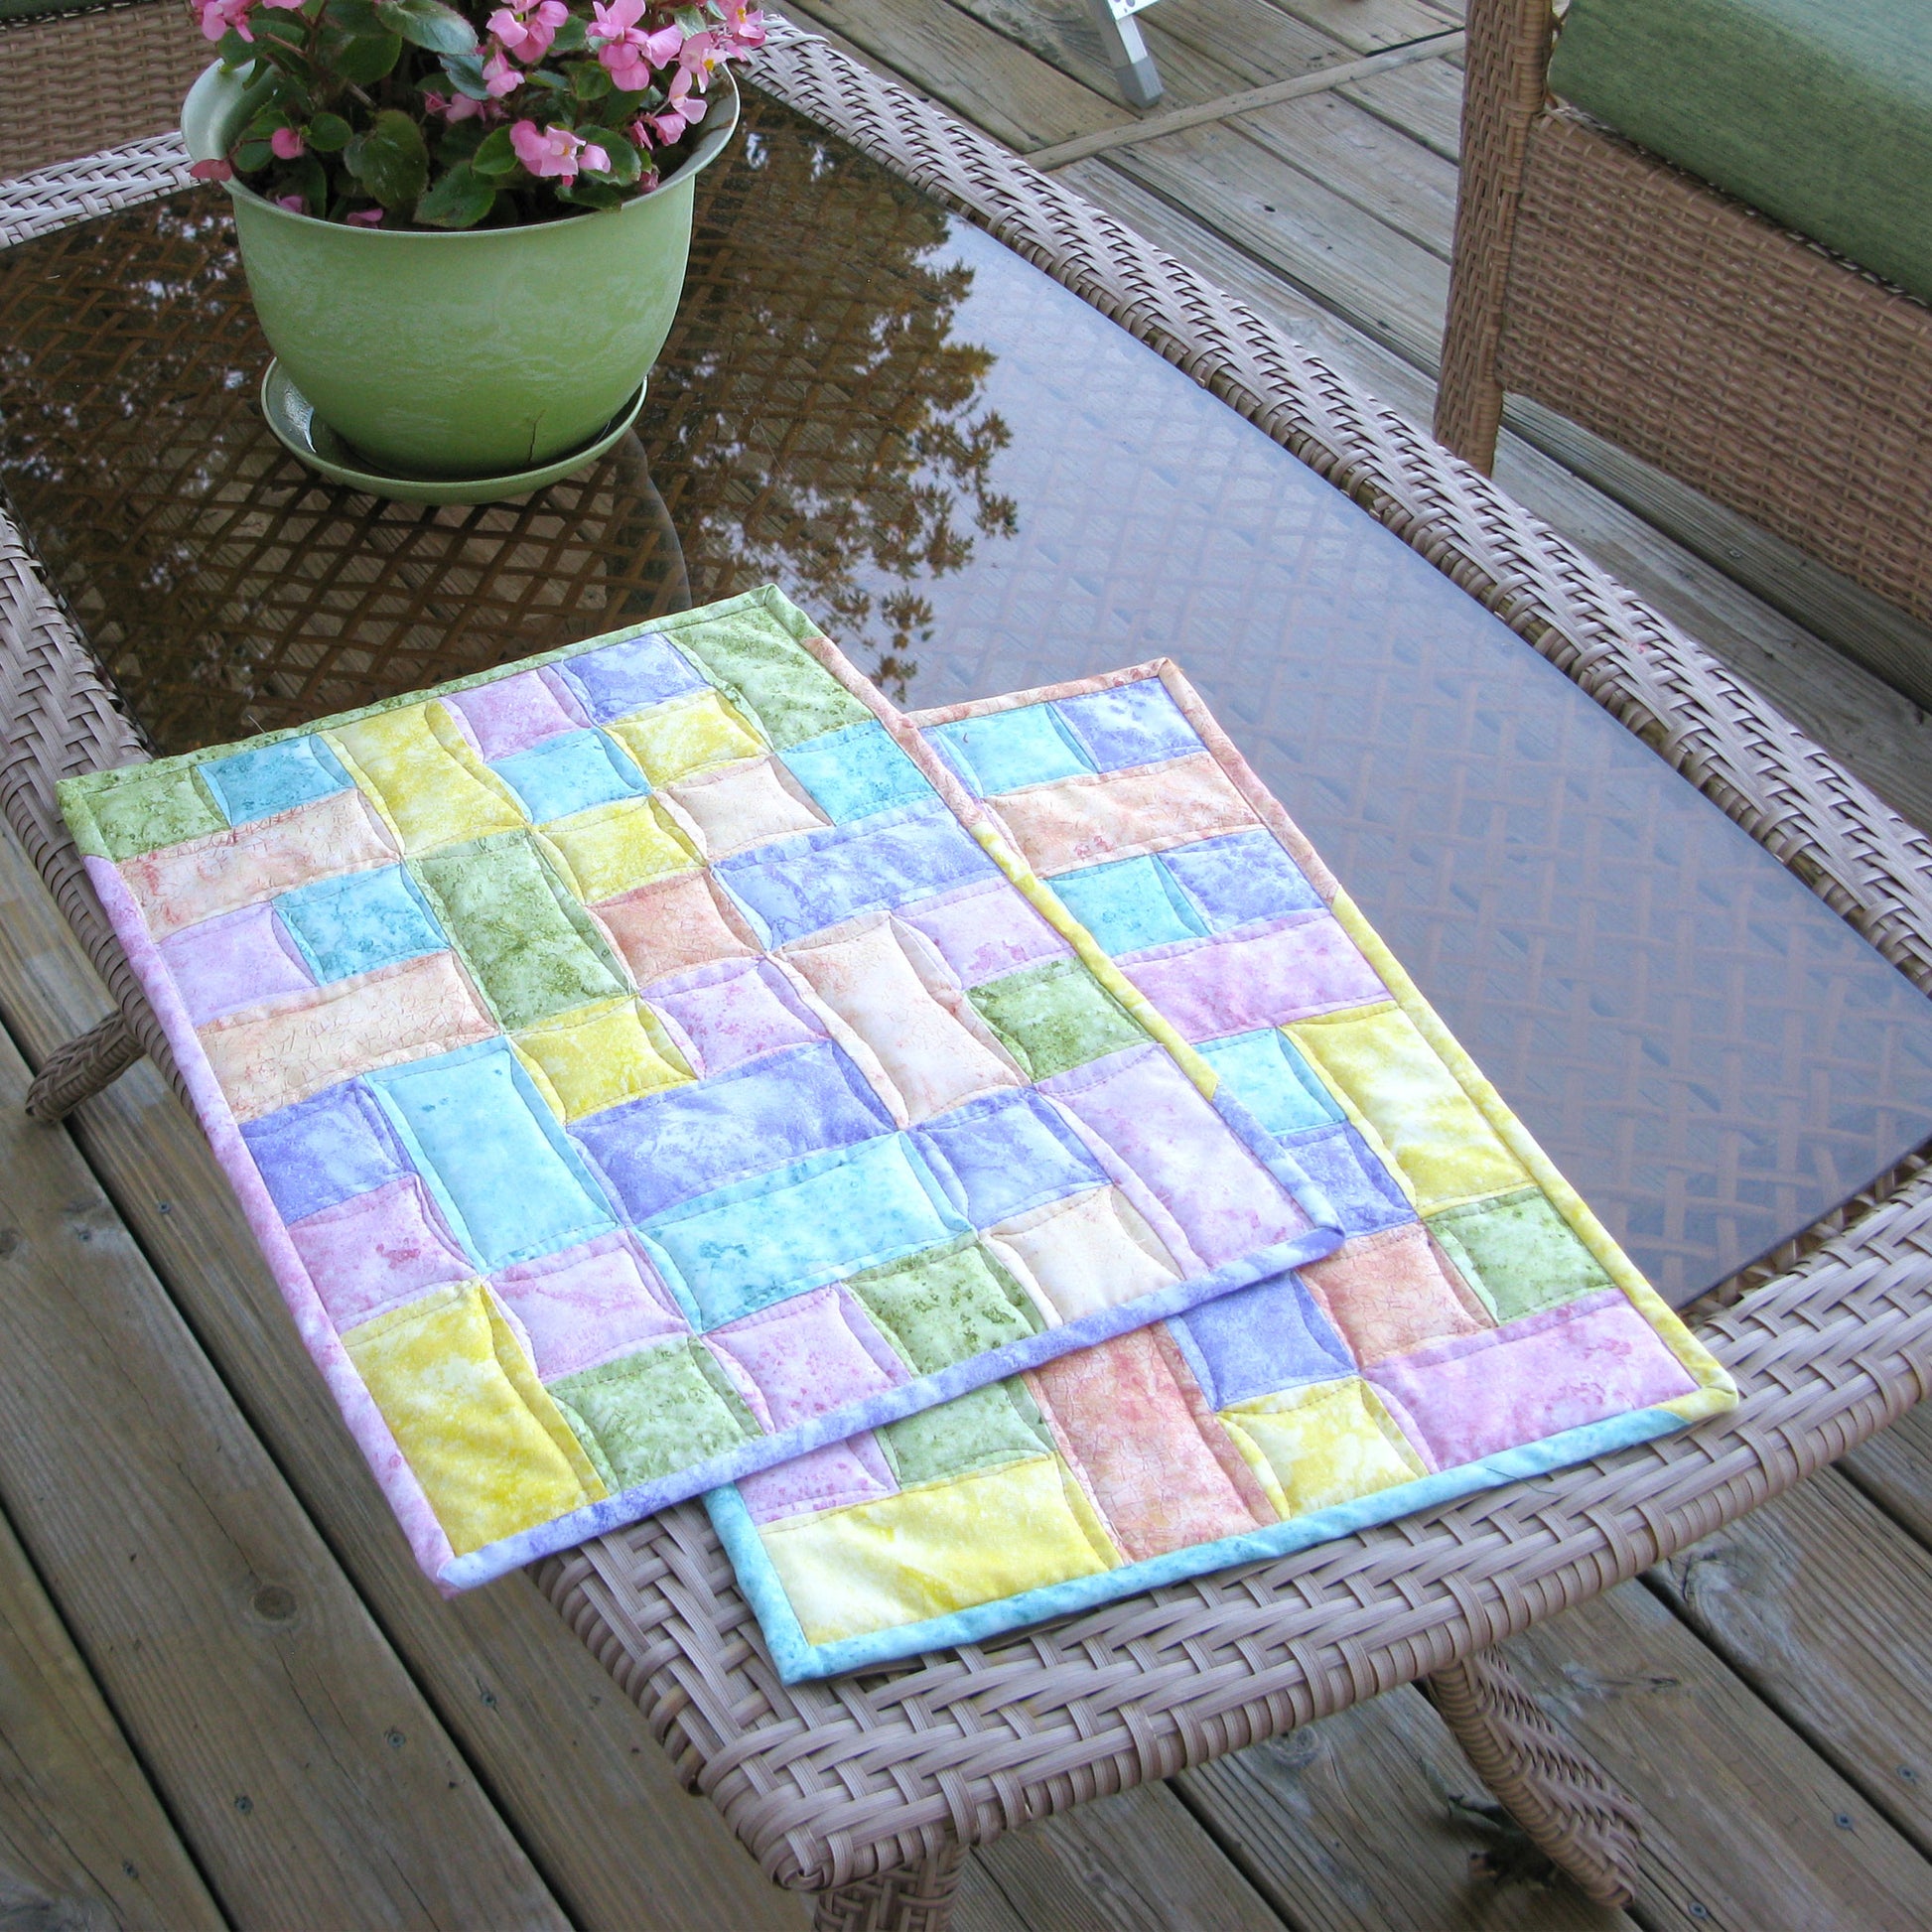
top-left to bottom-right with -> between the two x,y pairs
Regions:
58,591 -> 1345,1590
707,662 -> 1737,1680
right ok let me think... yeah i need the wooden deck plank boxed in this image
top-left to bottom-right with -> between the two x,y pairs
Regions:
0,1499 -> 224,1932
1841,1398 -> 1932,1549
1649,1471 -> 1932,1854
0,1021 -> 570,1931
1173,1686 -> 1630,1930
1267,0 -> 1460,55
1501,1581 -> 1932,1929
1336,52 -> 1462,161
0,827 -> 809,1932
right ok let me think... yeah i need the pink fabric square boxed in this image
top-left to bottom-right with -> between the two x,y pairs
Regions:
1368,1290 -> 1700,1471
491,1231 -> 688,1380
1044,1043 -> 1311,1269
896,879 -> 1072,987
1122,913 -> 1387,1038
706,1286 -> 907,1428
444,669 -> 585,760
287,1174 -> 475,1329
647,957 -> 825,1076
159,899 -> 316,1025
738,1435 -> 898,1525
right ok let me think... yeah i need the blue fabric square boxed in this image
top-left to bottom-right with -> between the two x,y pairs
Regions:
197,736 -> 350,826
780,720 -> 936,822
1052,679 -> 1202,770
1197,1029 -> 1342,1137
1280,1122 -> 1415,1236
556,631 -> 708,723
572,1040 -> 897,1224
911,1088 -> 1108,1226
1172,1269 -> 1357,1408
713,799 -> 999,946
241,1080 -> 409,1224
274,865 -> 448,984
640,1136 -> 968,1328
367,1040 -> 617,1270
1050,854 -> 1209,957
1160,830 -> 1323,930
928,705 -> 1094,796
490,730 -> 648,822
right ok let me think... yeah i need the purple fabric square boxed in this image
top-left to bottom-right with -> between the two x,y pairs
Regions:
707,1284 -> 907,1428
287,1174 -> 475,1329
241,1079 -> 410,1224
491,1231 -> 688,1381
1052,678 -> 1202,770
737,1436 -> 898,1525
895,879 -> 1072,987
1159,831 -> 1324,932
160,899 -> 316,1026
444,669 -> 585,760
556,632 -> 708,724
571,1039 -> 897,1223
1171,1270 -> 1357,1409
1279,1123 -> 1415,1236
912,1088 -> 1106,1226
647,957 -> 826,1076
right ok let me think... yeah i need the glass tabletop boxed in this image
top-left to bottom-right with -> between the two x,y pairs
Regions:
6,87 -> 1932,1306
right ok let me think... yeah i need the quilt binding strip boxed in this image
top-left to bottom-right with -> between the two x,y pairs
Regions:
58,587 -> 1347,1591
705,658 -> 1738,1681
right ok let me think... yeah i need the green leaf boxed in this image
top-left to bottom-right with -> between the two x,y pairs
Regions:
579,127 -> 641,186
324,0 -> 382,30
674,6 -> 705,35
416,160 -> 496,228
560,179 -> 621,210
234,137 -> 274,172
324,28 -> 403,82
374,0 -> 477,57
471,126 -> 520,178
549,13 -> 588,54
308,110 -> 353,152
343,107 -> 429,207
215,27 -> 255,67
439,49 -> 492,99
521,66 -> 569,91
435,117 -> 485,164
568,61 -> 612,100
253,9 -> 309,45
279,153 -> 328,211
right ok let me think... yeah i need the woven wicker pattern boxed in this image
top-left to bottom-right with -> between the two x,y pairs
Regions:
6,14 -> 1932,1903
1501,107 -> 1932,630
0,3 -> 205,183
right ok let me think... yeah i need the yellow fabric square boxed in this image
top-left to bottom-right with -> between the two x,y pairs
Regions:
605,689 -> 765,786
345,1282 -> 606,1557
1219,1377 -> 1426,1521
537,795 -> 697,903
1288,1002 -> 1530,1211
512,996 -> 693,1120
759,1455 -> 1118,1644
324,702 -> 525,855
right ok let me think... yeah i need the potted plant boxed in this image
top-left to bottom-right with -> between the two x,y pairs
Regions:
182,0 -> 763,485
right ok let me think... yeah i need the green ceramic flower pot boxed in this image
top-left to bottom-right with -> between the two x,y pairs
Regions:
182,61 -> 739,479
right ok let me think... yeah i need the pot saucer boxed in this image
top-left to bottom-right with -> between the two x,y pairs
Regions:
259,359 -> 647,505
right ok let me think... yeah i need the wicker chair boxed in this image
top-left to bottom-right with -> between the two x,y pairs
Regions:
1437,0 -> 1932,633
10,16 -> 1932,1928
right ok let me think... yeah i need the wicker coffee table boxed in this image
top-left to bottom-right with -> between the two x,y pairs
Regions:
9,22 -> 1932,1927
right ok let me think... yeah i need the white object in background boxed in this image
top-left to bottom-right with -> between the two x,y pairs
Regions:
1088,0 -> 1164,106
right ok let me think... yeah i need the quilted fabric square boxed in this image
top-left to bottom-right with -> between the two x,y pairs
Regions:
61,590 -> 1344,1590
706,661 -> 1736,1680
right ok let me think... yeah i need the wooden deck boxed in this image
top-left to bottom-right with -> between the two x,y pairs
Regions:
6,6 -> 1932,1926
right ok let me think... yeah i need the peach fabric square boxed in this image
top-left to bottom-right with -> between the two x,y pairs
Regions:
667,757 -> 828,859
992,754 -> 1256,877
1301,1220 -> 1492,1365
987,1185 -> 1179,1321
590,869 -> 761,986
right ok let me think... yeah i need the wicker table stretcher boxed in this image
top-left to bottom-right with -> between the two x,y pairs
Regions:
7,18 -> 1932,1926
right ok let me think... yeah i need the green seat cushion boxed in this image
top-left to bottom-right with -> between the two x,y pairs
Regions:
1550,0 -> 1932,305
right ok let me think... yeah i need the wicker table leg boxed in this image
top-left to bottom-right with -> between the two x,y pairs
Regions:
1424,1648 -> 1642,1908
23,1011 -> 144,1122
811,1842 -> 967,1932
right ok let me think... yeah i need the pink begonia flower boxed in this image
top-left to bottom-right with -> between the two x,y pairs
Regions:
721,2 -> 764,49
270,127 -> 305,160
346,207 -> 385,226
487,0 -> 568,64
483,46 -> 522,97
426,89 -> 491,123
589,0 -> 682,93
188,157 -> 233,181
509,120 -> 610,184
276,193 -> 306,211
645,65 -> 706,145
197,0 -> 253,43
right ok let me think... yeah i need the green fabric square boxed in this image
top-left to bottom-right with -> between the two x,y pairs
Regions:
848,1237 -> 1040,1373
880,1382 -> 1053,1487
967,957 -> 1147,1079
669,607 -> 870,749
1426,1188 -> 1614,1322
551,1338 -> 757,1489
413,831 -> 626,1030
78,759 -> 227,861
